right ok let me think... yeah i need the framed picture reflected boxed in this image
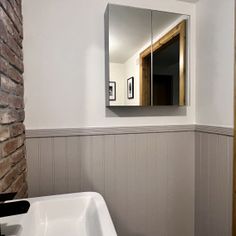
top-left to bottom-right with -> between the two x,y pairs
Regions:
109,81 -> 116,101
127,77 -> 134,99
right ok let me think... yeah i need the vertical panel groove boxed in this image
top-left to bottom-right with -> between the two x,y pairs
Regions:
78,136 -> 82,192
52,138 -> 55,194
38,139 -> 41,195
65,138 -> 69,193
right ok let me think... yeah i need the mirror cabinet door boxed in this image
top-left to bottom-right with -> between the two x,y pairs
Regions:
151,11 -> 187,106
106,4 -> 152,106
105,4 -> 188,107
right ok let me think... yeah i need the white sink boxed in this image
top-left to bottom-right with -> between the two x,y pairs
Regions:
1,192 -> 117,236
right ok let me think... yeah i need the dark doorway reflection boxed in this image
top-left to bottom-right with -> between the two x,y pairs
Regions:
141,54 -> 151,106
153,35 -> 180,105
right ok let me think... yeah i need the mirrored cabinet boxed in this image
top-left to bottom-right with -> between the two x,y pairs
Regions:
105,4 -> 189,107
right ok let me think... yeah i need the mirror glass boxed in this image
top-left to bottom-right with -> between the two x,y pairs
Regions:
107,4 -> 151,106
105,4 -> 189,107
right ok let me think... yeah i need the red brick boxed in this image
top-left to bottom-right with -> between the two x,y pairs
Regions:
0,123 -> 24,142
9,0 -> 22,23
1,134 -> 24,157
16,157 -> 26,174
15,182 -> 28,199
15,0 -> 21,6
0,91 -> 23,109
0,74 -> 23,95
8,94 -> 24,109
8,65 -> 23,84
0,0 -> 26,197
9,173 -> 24,193
8,35 -> 23,59
0,109 -> 18,124
10,145 -> 25,165
0,40 -> 24,72
0,166 -> 18,191
0,108 -> 24,124
0,57 -> 23,84
0,157 -> 11,178
0,74 -> 17,92
9,122 -> 24,137
0,0 -> 23,37
0,7 -> 22,46
17,109 -> 24,121
0,125 -> 10,141
2,138 -> 19,157
15,84 -> 23,96
0,90 -> 8,107
0,18 -> 8,43
0,57 -> 9,76
0,20 -> 23,59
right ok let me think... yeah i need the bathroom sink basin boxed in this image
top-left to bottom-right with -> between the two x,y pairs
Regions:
1,192 -> 117,236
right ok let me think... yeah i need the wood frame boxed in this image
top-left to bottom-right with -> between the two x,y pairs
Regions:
139,20 -> 187,106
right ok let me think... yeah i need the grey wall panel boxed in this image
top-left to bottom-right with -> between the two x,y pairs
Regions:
66,137 -> 81,193
26,138 -> 40,197
167,132 -> 195,236
195,132 -> 233,236
25,126 -> 233,236
80,136 -> 92,192
53,137 -> 68,194
26,130 -> 195,236
91,136 -> 105,195
39,138 -> 54,196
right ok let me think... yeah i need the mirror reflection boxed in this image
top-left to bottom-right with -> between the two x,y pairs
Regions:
105,4 -> 189,107
153,36 -> 180,106
108,5 -> 151,106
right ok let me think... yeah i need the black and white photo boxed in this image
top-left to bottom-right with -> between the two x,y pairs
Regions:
109,81 -> 116,101
127,77 -> 134,99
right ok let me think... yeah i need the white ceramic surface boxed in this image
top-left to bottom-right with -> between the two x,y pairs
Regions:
1,192 -> 117,236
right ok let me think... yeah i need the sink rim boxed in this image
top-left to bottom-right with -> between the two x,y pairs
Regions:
2,192 -> 117,236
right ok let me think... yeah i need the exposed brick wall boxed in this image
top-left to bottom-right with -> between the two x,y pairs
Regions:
0,0 -> 27,198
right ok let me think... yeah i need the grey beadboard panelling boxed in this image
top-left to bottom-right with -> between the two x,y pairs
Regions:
25,125 -> 233,236
26,130 -> 195,236
195,132 -> 233,236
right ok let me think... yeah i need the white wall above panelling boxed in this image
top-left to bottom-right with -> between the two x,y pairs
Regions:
23,0 -> 196,129
195,0 -> 234,128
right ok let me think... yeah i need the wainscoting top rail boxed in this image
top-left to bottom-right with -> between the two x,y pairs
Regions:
26,125 -> 195,138
195,125 -> 234,137
26,125 -> 233,138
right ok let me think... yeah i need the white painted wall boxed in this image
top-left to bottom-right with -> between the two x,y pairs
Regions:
23,0 -> 196,129
196,0 -> 234,128
123,50 -> 141,106
110,63 -> 125,105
